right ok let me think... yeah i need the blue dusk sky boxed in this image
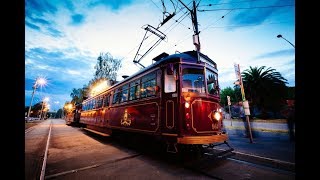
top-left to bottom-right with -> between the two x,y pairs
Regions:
25,0 -> 295,111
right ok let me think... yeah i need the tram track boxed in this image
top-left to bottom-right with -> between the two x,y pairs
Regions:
181,148 -> 295,179
45,154 -> 141,179
25,126 -> 35,134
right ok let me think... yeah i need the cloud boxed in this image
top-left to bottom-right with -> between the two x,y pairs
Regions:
230,9 -> 274,26
252,49 -> 295,60
225,0 -> 294,29
71,14 -> 85,25
63,0 -> 75,12
88,0 -> 133,10
26,21 -> 41,30
67,69 -> 81,75
26,0 -> 58,16
47,27 -> 63,37
29,16 -> 51,25
25,47 -> 96,91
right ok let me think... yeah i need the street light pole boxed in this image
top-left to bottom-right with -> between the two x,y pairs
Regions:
277,34 -> 295,48
26,77 -> 47,122
27,83 -> 37,122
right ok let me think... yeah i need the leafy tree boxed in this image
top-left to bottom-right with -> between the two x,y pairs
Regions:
220,86 -> 241,107
70,85 -> 88,104
285,86 -> 295,99
26,102 -> 43,117
94,52 -> 122,82
242,66 -> 288,117
55,109 -> 63,118
68,52 -> 121,105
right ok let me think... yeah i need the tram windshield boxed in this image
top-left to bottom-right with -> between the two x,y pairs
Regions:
181,66 -> 219,95
182,68 -> 205,93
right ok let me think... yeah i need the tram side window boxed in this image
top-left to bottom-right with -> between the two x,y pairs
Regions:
129,80 -> 140,100
96,96 -> 103,108
91,99 -> 96,109
112,88 -> 122,104
141,72 -> 156,98
121,84 -> 129,103
87,100 -> 90,110
206,69 -> 218,95
164,66 -> 176,93
104,94 -> 110,107
83,103 -> 87,111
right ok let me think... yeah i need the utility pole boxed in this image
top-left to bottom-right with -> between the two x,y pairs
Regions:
178,0 -> 201,62
234,63 -> 253,143
227,96 -> 232,126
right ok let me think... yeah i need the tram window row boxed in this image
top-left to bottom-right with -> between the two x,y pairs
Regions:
82,70 -> 158,111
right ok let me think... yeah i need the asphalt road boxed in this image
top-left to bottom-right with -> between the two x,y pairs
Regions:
25,119 -> 295,180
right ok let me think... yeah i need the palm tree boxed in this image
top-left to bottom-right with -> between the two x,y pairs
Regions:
70,87 -> 88,104
70,88 -> 80,104
242,66 -> 288,118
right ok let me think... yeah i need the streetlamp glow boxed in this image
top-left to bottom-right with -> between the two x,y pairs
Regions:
26,77 -> 47,122
277,34 -> 295,48
90,80 -> 109,97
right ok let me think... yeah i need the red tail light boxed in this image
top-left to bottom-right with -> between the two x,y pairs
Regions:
185,112 -> 190,119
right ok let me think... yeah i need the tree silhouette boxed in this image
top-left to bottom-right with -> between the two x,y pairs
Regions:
242,66 -> 287,118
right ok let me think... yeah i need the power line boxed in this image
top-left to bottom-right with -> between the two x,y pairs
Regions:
201,10 -> 234,32
198,0 -> 266,7
149,0 -> 162,12
169,8 -> 233,49
206,21 -> 293,29
128,1 -> 192,62
198,4 -> 295,12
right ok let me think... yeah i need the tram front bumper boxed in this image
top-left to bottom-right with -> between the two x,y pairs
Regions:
177,134 -> 228,144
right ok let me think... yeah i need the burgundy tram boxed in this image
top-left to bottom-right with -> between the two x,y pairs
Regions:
78,51 -> 228,152
65,104 -> 82,126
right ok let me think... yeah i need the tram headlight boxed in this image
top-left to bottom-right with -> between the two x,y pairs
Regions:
213,111 -> 221,121
185,101 -> 190,108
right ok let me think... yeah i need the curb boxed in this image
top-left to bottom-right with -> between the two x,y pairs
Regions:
216,148 -> 295,172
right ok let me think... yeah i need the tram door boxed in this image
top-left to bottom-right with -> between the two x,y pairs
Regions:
161,63 -> 178,134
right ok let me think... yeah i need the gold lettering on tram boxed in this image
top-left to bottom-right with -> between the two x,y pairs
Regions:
121,109 -> 132,126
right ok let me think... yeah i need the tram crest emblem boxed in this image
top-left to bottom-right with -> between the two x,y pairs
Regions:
121,109 -> 132,126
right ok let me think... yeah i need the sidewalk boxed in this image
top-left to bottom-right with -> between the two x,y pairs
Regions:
218,119 -> 295,172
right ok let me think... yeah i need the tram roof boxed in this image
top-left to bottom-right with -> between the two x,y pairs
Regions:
88,50 -> 217,98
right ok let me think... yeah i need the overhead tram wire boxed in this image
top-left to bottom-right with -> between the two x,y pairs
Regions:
132,10 -> 189,52
169,1 -> 294,49
137,11 -> 190,57
120,0 -> 166,66
167,8 -> 233,51
198,4 -> 295,12
149,0 -> 162,11
198,0 -> 267,7
128,1 -> 192,65
120,1 -> 187,64
201,10 -> 234,32
206,21 -> 294,29
123,0 -> 200,67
